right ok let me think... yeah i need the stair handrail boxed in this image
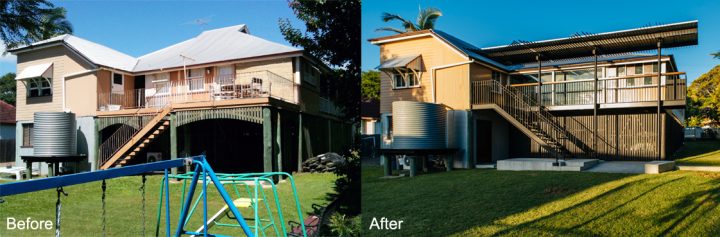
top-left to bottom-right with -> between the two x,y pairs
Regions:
98,89 -> 171,168
476,80 -> 594,158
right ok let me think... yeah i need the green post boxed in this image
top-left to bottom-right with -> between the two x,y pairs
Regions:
263,108 -> 274,173
25,161 -> 32,180
409,156 -> 416,177
94,119 -> 100,171
297,112 -> 303,172
170,113 -> 178,175
276,110 -> 282,173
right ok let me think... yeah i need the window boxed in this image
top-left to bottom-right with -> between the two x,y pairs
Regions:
617,66 -> 626,76
186,69 -> 204,91
407,73 -> 419,87
393,73 -> 406,88
28,78 -> 52,97
392,71 -> 419,89
652,63 -> 659,73
112,72 -> 124,93
22,124 -> 33,147
155,81 -> 169,94
634,65 -> 643,75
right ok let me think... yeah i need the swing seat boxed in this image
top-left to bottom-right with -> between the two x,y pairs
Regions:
230,197 -> 261,208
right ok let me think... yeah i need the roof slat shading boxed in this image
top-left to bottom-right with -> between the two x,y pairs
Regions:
479,20 -> 698,65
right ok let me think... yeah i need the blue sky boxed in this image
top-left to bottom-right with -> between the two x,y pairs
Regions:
0,0 -> 304,75
362,0 -> 720,83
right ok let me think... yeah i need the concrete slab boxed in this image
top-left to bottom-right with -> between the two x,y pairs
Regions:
584,161 -> 648,174
497,158 -> 599,171
677,166 -> 720,172
645,161 -> 675,174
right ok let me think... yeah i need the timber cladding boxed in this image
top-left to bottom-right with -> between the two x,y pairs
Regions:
523,112 -> 683,161
15,45 -> 95,121
378,35 -> 469,113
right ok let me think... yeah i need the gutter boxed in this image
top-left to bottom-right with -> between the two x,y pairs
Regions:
62,69 -> 99,111
430,60 -> 475,103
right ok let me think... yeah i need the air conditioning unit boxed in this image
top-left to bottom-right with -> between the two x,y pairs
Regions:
397,155 -> 413,170
147,152 -> 162,163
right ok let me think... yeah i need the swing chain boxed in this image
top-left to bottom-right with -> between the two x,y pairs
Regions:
140,174 -> 147,237
55,187 -> 67,237
101,179 -> 107,237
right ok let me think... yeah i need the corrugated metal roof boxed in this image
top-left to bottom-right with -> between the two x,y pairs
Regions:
16,63 -> 53,80
10,34 -> 137,71
134,24 -> 301,72
377,54 -> 420,69
432,30 -> 510,70
480,20 -> 698,65
10,24 -> 302,73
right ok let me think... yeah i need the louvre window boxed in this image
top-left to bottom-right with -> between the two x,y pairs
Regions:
22,124 -> 33,147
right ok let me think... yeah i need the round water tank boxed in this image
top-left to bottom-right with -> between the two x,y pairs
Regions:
33,112 -> 76,156
392,101 -> 446,149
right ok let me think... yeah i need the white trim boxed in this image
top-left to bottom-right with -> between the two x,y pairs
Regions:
369,33 -> 433,45
111,72 -> 124,94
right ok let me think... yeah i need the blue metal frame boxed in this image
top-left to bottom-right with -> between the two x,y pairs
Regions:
0,155 -> 255,237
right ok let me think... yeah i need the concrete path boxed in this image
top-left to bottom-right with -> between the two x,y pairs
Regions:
584,161 -> 648,174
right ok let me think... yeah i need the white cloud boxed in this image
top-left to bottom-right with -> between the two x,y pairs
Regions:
0,41 -> 16,63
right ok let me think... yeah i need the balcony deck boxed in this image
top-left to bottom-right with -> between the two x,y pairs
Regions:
97,70 -> 299,116
472,72 -> 687,111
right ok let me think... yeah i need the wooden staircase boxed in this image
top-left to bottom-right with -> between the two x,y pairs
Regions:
99,107 -> 172,169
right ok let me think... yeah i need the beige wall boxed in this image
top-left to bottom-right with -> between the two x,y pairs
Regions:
235,58 -> 294,82
377,35 -> 469,113
16,45 -> 95,121
66,73 -> 98,116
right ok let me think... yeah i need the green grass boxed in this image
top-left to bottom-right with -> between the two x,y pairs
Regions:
362,167 -> 720,236
675,140 -> 720,166
0,172 -> 336,236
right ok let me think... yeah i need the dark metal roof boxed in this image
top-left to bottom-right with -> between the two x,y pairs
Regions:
479,20 -> 698,65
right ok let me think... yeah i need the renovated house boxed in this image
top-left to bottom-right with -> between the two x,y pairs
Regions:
369,21 -> 696,168
11,24 -> 350,174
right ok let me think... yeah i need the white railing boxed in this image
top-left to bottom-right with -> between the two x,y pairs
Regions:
98,70 -> 298,110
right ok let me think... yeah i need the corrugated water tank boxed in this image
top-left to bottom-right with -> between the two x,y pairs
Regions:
33,112 -> 77,156
391,101 -> 446,149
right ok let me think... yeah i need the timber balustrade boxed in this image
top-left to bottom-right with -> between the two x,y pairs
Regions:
98,70 -> 298,111
478,72 -> 686,107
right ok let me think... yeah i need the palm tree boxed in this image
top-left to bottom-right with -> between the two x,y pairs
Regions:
376,7 -> 442,34
0,0 -> 73,50
713,51 -> 720,59
29,7 -> 73,42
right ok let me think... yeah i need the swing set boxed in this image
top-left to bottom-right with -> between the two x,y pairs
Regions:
0,155 -> 310,237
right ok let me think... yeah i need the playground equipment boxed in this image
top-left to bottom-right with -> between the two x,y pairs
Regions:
0,155 -> 309,237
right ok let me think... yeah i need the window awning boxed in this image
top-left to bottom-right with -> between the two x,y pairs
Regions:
16,63 -> 53,80
377,54 -> 423,71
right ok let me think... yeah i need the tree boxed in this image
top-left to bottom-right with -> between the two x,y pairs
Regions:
376,7 -> 442,33
713,51 -> 720,59
0,73 -> 16,105
361,70 -> 380,101
29,7 -> 72,43
687,65 -> 720,126
0,0 -> 73,50
279,0 -> 360,122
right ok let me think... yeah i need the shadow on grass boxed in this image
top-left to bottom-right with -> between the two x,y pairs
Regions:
361,166 -> 635,237
674,140 -> 720,160
656,178 -> 720,236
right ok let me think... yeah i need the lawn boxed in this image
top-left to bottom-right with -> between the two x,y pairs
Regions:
0,172 -> 336,236
362,140 -> 720,237
675,140 -> 720,166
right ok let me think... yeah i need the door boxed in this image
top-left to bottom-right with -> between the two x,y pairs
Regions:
476,120 -> 492,164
